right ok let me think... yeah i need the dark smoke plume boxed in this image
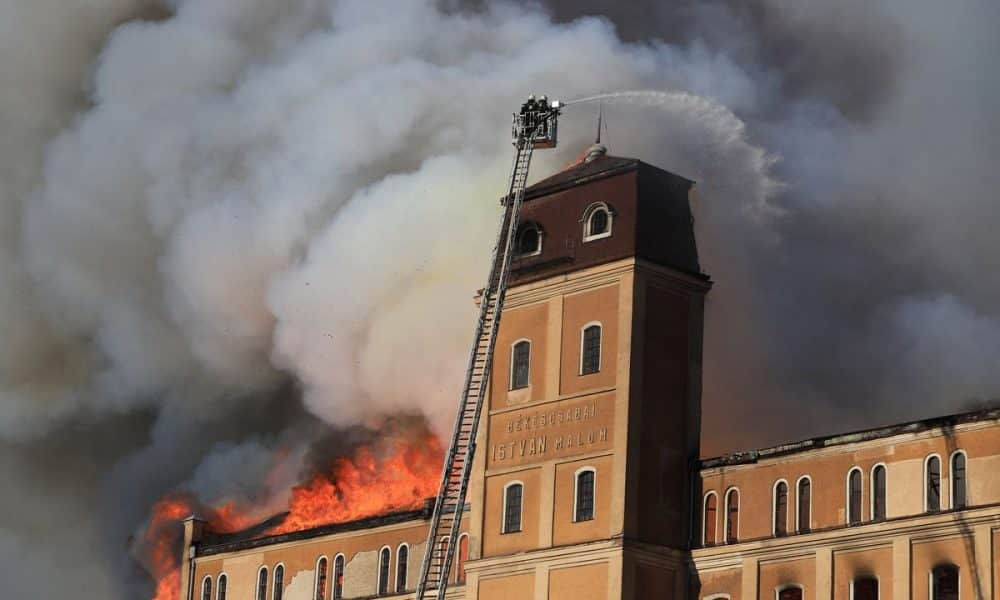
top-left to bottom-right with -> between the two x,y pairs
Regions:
1,0 -> 998,597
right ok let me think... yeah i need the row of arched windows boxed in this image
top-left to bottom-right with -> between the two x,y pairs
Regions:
705,564 -> 958,600
502,467 -> 596,534
374,538 -> 468,596
704,451 -> 970,545
515,202 -> 614,257
510,323 -> 602,390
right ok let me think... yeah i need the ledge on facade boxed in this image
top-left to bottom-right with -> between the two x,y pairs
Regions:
701,405 -> 1000,469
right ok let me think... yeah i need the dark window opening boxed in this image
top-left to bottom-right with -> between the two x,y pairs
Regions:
849,469 -> 863,525
218,574 -> 227,600
952,453 -> 967,509
257,568 -> 268,600
581,325 -> 601,375
396,546 -> 408,593
725,489 -> 739,543
273,565 -> 284,600
377,548 -> 390,595
797,479 -> 811,532
778,587 -> 802,600
315,558 -> 328,600
202,577 -> 212,600
872,465 -> 887,521
575,470 -> 595,522
704,494 -> 717,545
588,209 -> 609,237
333,556 -> 344,600
932,564 -> 959,600
511,341 -> 530,389
927,456 -> 942,511
504,483 -> 523,533
853,577 -> 878,600
774,481 -> 788,537
517,225 -> 541,256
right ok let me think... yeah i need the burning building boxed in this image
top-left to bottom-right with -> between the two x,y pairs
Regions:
173,147 -> 1000,600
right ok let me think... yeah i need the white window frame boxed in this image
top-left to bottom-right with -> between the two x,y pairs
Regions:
582,202 -> 614,242
501,480 -> 525,534
272,563 -> 285,600
201,575 -> 213,600
394,544 -> 408,592
703,491 -> 719,545
928,564 -> 960,599
578,321 -> 603,375
850,576 -> 880,600
870,463 -> 888,521
313,557 -> 328,600
509,338 -> 531,390
772,479 -> 789,536
775,583 -> 805,600
376,546 -> 391,595
332,554 -> 346,600
455,533 -> 470,583
948,450 -> 967,509
924,453 -> 943,512
846,466 -> 864,524
516,222 -> 544,257
216,573 -> 228,600
256,566 -> 269,600
572,466 -> 597,522
723,487 -> 740,543
795,475 -> 812,532
704,595 -> 731,600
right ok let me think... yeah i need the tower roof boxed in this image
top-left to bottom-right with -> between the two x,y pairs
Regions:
524,153 -> 644,201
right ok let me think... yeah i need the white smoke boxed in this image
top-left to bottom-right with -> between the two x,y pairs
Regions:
2,0 -> 998,597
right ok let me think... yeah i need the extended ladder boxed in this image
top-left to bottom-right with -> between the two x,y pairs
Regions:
415,96 -> 560,599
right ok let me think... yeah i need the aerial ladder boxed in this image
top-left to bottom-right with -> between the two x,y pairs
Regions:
414,95 -> 562,599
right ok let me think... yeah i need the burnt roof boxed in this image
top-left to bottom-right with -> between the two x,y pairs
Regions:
524,154 -> 646,201
701,406 -> 1000,470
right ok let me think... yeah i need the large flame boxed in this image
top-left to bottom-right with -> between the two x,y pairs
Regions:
144,426 -> 443,599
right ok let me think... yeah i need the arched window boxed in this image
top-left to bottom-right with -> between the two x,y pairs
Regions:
871,465 -> 887,522
725,488 -> 739,543
510,340 -> 530,390
703,492 -> 718,545
217,574 -> 227,600
395,544 -> 408,592
315,558 -> 328,600
931,564 -> 959,600
377,547 -> 390,595
580,324 -> 602,375
951,451 -> 967,509
333,555 -> 345,600
503,482 -> 523,533
273,564 -> 284,600
582,203 -> 613,241
777,585 -> 803,600
847,468 -> 863,524
574,468 -> 596,522
926,455 -> 942,511
853,577 -> 878,600
516,223 -> 542,256
456,534 -> 469,584
256,567 -> 268,600
773,481 -> 788,537
797,477 -> 811,533
202,576 -> 212,600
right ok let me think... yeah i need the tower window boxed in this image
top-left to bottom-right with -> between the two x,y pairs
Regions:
377,547 -> 390,595
853,577 -> 878,600
396,545 -> 408,592
926,455 -> 942,511
273,565 -> 284,600
218,574 -> 227,600
581,324 -> 602,375
456,534 -> 469,584
703,492 -> 718,545
872,465 -> 887,521
202,576 -> 212,600
951,452 -> 967,509
773,481 -> 788,537
257,567 -> 268,600
725,488 -> 739,543
510,340 -> 530,390
516,223 -> 542,256
797,477 -> 811,532
582,203 -> 613,241
574,468 -> 596,522
333,555 -> 344,599
315,558 -> 328,600
931,564 -> 959,600
848,468 -> 863,525
503,482 -> 523,533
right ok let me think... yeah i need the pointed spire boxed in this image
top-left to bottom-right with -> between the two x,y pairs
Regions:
595,102 -> 603,144
585,102 -> 608,163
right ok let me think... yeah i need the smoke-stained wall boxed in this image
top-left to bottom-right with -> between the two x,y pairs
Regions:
1,0 -> 998,598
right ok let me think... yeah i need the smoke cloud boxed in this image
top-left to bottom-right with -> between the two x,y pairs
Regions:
1,0 -> 998,596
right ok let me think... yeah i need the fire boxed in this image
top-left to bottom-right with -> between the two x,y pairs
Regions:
143,424 -> 444,599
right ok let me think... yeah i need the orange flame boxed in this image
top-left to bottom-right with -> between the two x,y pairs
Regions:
144,426 -> 443,599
